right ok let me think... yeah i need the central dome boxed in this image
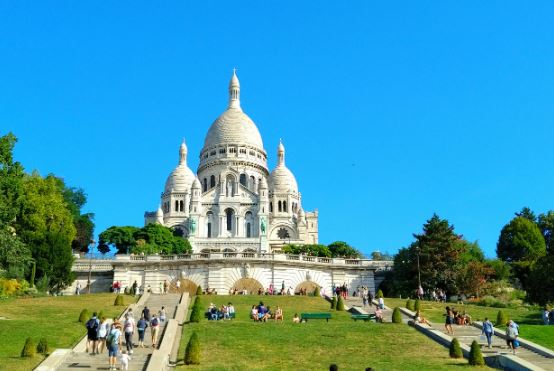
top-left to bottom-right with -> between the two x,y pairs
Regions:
203,109 -> 264,150
201,71 -> 264,152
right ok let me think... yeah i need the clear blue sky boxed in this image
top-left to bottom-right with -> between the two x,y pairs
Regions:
2,2 -> 553,257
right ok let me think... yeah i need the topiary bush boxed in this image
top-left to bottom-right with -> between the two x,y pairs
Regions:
330,295 -> 337,309
449,338 -> 463,358
36,337 -> 50,355
189,297 -> 203,323
21,337 -> 36,357
392,307 -> 402,323
468,340 -> 484,365
78,309 -> 89,323
414,299 -> 421,312
313,286 -> 320,297
114,294 -> 124,306
195,285 -> 203,296
184,331 -> 200,365
376,289 -> 384,299
406,300 -> 414,311
496,310 -> 507,326
336,295 -> 345,311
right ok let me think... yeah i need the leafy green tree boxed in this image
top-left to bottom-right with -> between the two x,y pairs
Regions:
497,216 -> 546,263
328,241 -> 362,258
282,244 -> 331,257
0,227 -> 31,271
98,226 -> 139,254
0,133 -> 24,227
526,254 -> 554,305
59,184 -> 95,253
486,259 -> 512,281
538,211 -> 554,254
133,223 -> 191,254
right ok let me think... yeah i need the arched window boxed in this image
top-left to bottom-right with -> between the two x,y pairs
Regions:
240,173 -> 247,186
174,200 -> 179,212
249,175 -> 255,190
246,223 -> 251,237
226,208 -> 234,231
206,212 -> 214,238
203,178 -> 208,192
207,222 -> 212,238
278,201 -> 282,212
210,175 -> 216,188
179,200 -> 184,212
283,201 -> 287,213
269,202 -> 273,212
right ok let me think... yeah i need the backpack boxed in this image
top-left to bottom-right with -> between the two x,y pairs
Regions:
106,329 -> 117,346
151,318 -> 159,327
86,319 -> 98,331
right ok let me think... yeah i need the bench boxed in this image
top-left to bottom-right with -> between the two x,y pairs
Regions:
351,314 -> 376,322
300,313 -> 332,322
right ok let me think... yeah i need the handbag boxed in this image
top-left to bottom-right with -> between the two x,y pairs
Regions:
513,339 -> 520,348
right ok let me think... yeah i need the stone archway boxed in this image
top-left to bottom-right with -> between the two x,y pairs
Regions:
170,278 -> 198,295
232,278 -> 263,295
295,281 -> 320,295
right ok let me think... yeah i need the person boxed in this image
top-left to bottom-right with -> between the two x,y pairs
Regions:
86,312 -> 100,354
374,306 -> 383,323
163,279 -> 169,294
176,279 -> 181,292
228,303 -> 235,318
159,306 -> 167,323
123,313 -> 135,354
292,313 -> 301,323
444,307 -> 454,335
275,306 -> 284,321
76,281 -> 82,295
549,308 -> 554,325
482,317 -> 494,348
119,350 -> 131,371
506,321 -> 518,354
142,306 -> 151,321
159,281 -> 163,294
542,307 -> 550,325
126,308 -> 134,319
106,320 -> 122,370
136,315 -> 148,348
414,310 -> 431,326
362,294 -> 368,307
378,296 -> 384,310
150,314 -> 160,348
131,280 -> 138,296
97,317 -> 109,354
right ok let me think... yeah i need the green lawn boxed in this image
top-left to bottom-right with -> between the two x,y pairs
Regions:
384,298 -> 554,350
176,295 -> 491,371
0,293 -> 135,371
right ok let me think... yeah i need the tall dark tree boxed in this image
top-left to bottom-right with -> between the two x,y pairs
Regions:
515,207 -> 537,223
538,211 -> 554,254
57,182 -> 95,253
0,133 -> 24,227
526,254 -> 554,305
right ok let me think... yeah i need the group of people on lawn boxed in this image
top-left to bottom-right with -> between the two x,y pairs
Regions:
250,301 -> 284,322
207,302 -> 235,320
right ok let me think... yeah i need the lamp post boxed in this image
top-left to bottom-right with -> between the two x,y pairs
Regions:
87,240 -> 96,294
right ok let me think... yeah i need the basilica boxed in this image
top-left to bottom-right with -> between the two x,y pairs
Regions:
144,71 -> 318,253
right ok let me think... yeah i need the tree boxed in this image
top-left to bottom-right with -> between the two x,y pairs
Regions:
0,227 -> 31,272
486,259 -> 512,281
282,244 -> 331,257
98,226 -> 139,254
133,223 -> 191,255
0,133 -> 24,227
328,241 -> 362,258
60,184 -> 95,253
526,254 -> 554,305
516,207 -> 537,223
497,217 -> 546,263
538,211 -> 554,254
456,261 -> 494,297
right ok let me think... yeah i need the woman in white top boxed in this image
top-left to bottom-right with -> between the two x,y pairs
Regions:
159,306 -> 167,323
96,317 -> 109,354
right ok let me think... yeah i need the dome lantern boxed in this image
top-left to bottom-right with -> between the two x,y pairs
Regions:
179,138 -> 188,165
228,68 -> 241,110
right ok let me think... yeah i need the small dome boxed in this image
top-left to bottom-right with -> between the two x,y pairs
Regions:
192,177 -> 201,189
269,165 -> 298,194
165,164 -> 195,193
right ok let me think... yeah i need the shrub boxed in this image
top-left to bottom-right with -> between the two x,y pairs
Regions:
21,337 -> 36,357
330,295 -> 337,309
414,299 -> 421,312
195,285 -> 203,296
406,300 -> 414,311
313,286 -> 320,297
496,310 -> 508,326
36,337 -> 50,354
189,297 -> 203,323
392,307 -> 402,323
468,340 -> 484,365
449,338 -> 463,358
336,295 -> 345,311
114,294 -> 124,306
184,331 -> 200,365
78,309 -> 89,323
376,289 -> 384,299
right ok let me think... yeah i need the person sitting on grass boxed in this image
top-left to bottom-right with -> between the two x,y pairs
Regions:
263,306 -> 273,321
413,310 -> 431,326
374,305 -> 383,323
274,306 -> 284,321
292,313 -> 301,323
227,303 -> 235,318
257,302 -> 267,321
251,305 -> 259,321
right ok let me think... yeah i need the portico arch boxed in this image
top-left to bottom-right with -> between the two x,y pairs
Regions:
232,278 -> 263,295
170,278 -> 198,294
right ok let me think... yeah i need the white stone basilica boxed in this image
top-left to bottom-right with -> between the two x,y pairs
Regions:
144,71 -> 318,253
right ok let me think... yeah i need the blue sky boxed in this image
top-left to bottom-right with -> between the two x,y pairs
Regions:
1,1 -> 553,257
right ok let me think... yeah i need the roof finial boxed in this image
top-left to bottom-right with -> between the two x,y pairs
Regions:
228,69 -> 241,110
179,139 -> 188,165
277,139 -> 285,165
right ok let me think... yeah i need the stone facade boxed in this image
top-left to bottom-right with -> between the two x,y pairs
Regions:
144,71 -> 318,252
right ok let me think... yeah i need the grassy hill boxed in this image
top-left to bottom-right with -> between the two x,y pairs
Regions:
177,295 -> 490,370
0,293 -> 134,371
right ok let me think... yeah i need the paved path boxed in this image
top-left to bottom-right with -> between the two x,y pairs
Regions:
58,293 -> 181,371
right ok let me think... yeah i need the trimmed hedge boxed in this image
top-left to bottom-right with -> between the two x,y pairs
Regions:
496,310 -> 508,326
78,309 -> 89,323
414,299 -> 421,312
336,295 -> 345,311
189,297 -> 203,323
406,300 -> 414,311
36,337 -> 50,354
376,289 -> 384,299
468,340 -> 484,365
449,338 -> 463,359
313,286 -> 320,297
195,285 -> 203,296
114,294 -> 124,306
330,295 -> 337,310
392,307 -> 402,323
21,337 -> 36,357
185,331 -> 200,365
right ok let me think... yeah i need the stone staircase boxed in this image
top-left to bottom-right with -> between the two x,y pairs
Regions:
57,293 -> 181,371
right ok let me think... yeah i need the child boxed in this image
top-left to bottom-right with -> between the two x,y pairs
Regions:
119,350 -> 131,371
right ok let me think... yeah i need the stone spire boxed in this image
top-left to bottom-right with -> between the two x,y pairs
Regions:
179,139 -> 188,165
228,68 -> 241,110
277,139 -> 285,165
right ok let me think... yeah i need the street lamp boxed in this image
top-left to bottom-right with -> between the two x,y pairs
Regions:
87,240 -> 96,294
